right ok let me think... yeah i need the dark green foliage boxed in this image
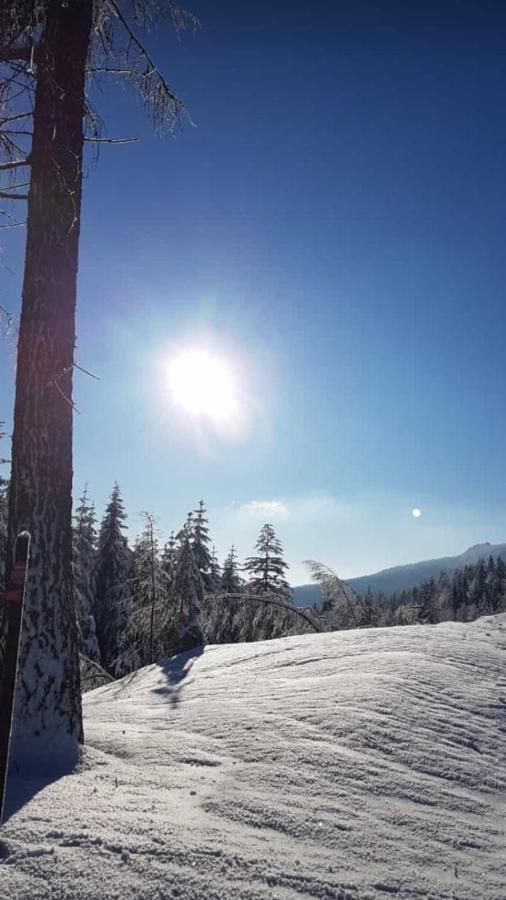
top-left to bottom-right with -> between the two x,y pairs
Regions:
73,487 -> 100,662
94,483 -> 130,673
382,556 -> 505,626
221,545 -> 242,594
124,511 -> 171,669
192,500 -> 214,591
171,521 -> 205,653
244,523 -> 291,600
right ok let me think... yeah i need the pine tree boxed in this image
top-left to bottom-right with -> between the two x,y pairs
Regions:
359,587 -> 380,627
468,558 -> 487,618
72,487 -> 100,662
94,484 -> 130,674
162,530 -> 177,576
492,557 -> 506,612
221,545 -> 243,594
209,546 -> 221,590
171,519 -> 205,654
192,500 -> 214,591
125,512 -> 168,670
437,571 -> 451,617
159,530 -> 181,653
484,556 -> 496,612
199,545 -> 239,644
418,577 -> 438,624
450,568 -> 468,620
244,524 -> 291,600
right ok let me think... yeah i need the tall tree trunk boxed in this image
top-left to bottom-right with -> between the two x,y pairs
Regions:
3,0 -> 93,765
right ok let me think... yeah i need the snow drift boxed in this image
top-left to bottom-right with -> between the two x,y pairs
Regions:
1,615 -> 505,899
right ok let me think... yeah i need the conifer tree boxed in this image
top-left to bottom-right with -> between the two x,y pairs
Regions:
450,568 -> 468,619
221,545 -> 243,594
172,519 -> 205,654
359,587 -> 380,627
161,531 -> 178,590
192,500 -> 214,590
492,557 -> 506,612
468,558 -> 487,618
418,577 -> 438,624
72,487 -> 100,662
244,524 -> 291,600
94,483 -> 130,673
485,556 -> 496,612
437,571 -> 451,615
209,546 -> 221,590
126,512 -> 167,669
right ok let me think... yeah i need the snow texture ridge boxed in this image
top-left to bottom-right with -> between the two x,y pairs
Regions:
1,615 -> 505,899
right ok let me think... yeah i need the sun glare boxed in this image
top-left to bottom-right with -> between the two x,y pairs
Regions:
168,349 -> 238,423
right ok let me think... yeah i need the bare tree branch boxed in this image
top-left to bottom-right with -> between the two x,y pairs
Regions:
105,0 -> 185,130
86,66 -> 150,77
0,189 -> 28,200
84,136 -> 138,144
0,112 -> 33,125
0,45 -> 31,63
304,559 -> 361,627
0,157 -> 30,171
209,591 -> 322,633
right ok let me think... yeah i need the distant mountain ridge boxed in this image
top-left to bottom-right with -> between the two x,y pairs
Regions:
292,542 -> 506,608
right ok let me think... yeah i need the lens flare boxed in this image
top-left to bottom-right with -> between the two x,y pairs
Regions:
168,349 -> 238,423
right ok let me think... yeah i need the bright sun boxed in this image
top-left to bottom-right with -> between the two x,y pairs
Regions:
168,349 -> 238,423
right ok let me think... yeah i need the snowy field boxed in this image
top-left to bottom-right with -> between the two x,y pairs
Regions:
1,615 -> 505,900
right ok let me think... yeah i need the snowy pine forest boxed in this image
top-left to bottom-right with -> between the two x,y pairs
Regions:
61,487 -> 301,681
2,457 -> 504,689
63,485 -> 506,684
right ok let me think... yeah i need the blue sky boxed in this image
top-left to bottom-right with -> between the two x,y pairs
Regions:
2,0 -> 506,583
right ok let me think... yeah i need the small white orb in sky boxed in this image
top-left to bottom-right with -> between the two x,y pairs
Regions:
412,507 -> 422,518
168,349 -> 238,424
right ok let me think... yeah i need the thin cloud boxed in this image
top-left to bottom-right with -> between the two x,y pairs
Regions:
241,499 -> 289,518
208,491 -> 506,587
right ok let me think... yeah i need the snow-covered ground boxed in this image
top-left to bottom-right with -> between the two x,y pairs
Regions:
1,615 -> 505,899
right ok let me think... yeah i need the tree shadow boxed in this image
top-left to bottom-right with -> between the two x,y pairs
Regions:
153,643 -> 204,707
1,646 -> 205,824
1,753 -> 78,825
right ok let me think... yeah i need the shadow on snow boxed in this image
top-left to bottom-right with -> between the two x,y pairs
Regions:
1,644 -> 204,825
153,643 -> 205,707
2,752 -> 78,825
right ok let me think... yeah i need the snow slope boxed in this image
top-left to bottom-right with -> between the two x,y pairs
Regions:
1,616 -> 505,899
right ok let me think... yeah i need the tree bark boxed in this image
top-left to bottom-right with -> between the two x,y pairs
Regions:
2,0 -> 93,765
